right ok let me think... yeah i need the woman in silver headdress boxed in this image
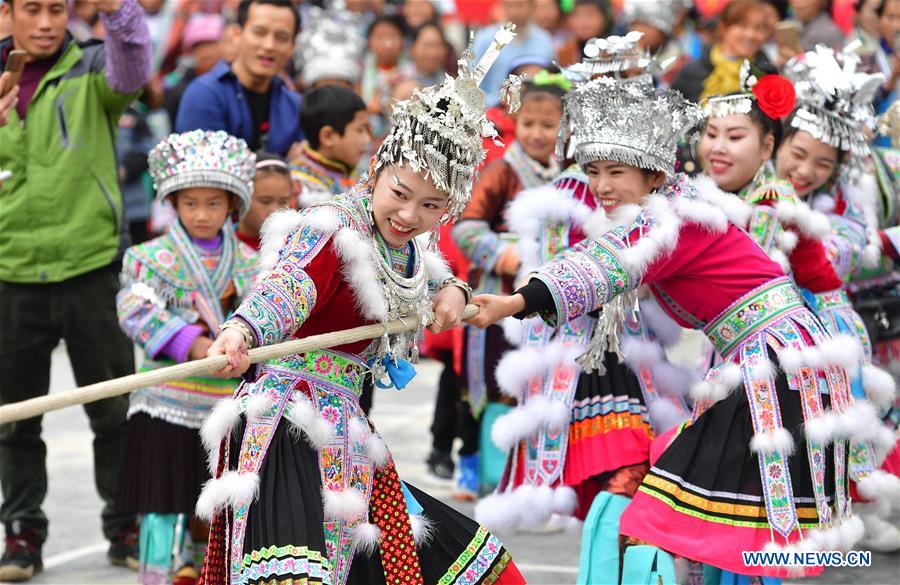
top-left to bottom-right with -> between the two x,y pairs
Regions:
194,26 -> 527,585
697,54 -> 899,570
473,34 -> 692,585
774,46 -> 900,551
467,74 -> 883,581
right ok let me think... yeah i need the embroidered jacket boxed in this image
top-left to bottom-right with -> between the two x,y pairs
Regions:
476,170 -> 693,532
117,220 -> 258,428
529,174 -> 886,567
452,143 -> 561,295
847,148 -> 900,296
198,183 -> 459,585
289,143 -> 358,209
237,182 -> 454,370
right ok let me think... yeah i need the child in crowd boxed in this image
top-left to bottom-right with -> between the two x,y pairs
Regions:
236,153 -> 294,250
290,85 -> 372,208
362,14 -> 409,138
115,130 -> 258,585
557,0 -> 612,66
483,56 -> 556,165
452,75 -> 568,499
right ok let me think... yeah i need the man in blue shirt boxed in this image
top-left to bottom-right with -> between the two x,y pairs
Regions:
175,0 -> 303,156
473,0 -> 555,107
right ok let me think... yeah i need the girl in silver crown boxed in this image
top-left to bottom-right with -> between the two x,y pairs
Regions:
115,130 -> 260,584
196,27 -> 526,585
467,75 -> 884,581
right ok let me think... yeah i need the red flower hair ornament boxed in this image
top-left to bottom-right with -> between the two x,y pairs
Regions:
750,74 -> 796,120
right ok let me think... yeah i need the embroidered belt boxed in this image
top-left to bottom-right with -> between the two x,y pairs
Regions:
704,277 -> 805,359
262,350 -> 368,399
812,289 -> 851,312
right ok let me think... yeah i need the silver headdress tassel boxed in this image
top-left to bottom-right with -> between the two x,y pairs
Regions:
373,23 -> 517,222
784,45 -> 884,160
567,31 -> 652,81
295,6 -> 366,87
557,76 -> 704,175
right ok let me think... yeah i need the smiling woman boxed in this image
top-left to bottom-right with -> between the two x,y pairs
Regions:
372,166 -> 450,247
197,24 -> 527,585
465,72 -> 885,582
584,161 -> 665,212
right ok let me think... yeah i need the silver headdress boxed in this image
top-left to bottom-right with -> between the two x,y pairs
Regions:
373,23 -> 516,221
622,0 -> 687,36
557,76 -> 704,175
149,130 -> 255,216
565,31 -> 653,82
295,6 -> 366,87
784,45 -> 884,159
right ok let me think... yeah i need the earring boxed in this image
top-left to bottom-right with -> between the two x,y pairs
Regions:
751,163 -> 766,188
428,228 -> 440,251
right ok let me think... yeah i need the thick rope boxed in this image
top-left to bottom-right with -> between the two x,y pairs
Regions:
0,305 -> 479,424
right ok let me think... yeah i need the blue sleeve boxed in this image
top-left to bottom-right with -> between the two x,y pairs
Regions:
175,78 -> 224,132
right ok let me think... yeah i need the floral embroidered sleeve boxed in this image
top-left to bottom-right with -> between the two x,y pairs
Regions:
117,252 -> 191,359
232,222 -> 334,347
822,214 -> 867,280
451,220 -> 511,272
746,204 -> 787,255
529,218 -> 640,327
820,194 -> 871,281
745,185 -> 843,292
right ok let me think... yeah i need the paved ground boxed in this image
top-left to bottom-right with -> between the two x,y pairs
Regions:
3,344 -> 899,584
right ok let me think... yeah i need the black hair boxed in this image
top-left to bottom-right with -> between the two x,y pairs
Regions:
855,0 -> 888,15
519,79 -> 567,108
707,91 -> 784,152
237,0 -> 300,37
367,14 -> 408,40
300,86 -> 367,150
254,151 -> 290,179
748,99 -> 784,152
411,21 -> 446,46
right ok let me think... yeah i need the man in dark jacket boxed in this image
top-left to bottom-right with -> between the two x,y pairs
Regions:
174,0 -> 303,157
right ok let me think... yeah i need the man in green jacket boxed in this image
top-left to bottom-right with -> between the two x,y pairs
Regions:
0,0 -> 151,581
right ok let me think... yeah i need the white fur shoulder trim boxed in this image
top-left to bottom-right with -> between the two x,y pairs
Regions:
332,228 -> 389,321
417,238 -> 453,284
774,200 -> 832,240
258,207 -> 342,274
684,175 -> 753,231
506,185 -> 593,273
